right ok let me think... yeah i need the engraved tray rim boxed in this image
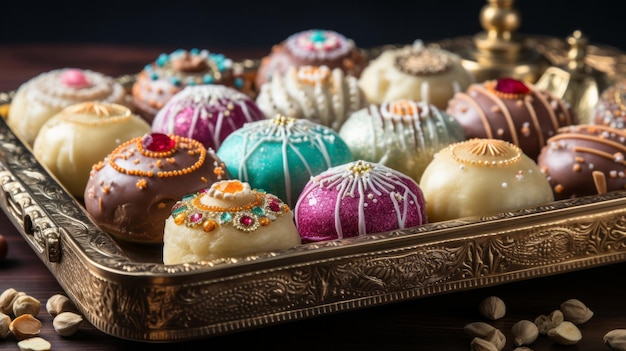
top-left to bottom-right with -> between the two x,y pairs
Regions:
2,35 -> 626,342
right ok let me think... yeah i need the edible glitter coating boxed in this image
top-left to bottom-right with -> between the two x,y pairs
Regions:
593,78 -> 626,128
152,85 -> 266,150
83,133 -> 230,244
358,41 -> 472,110
446,78 -> 577,161
216,116 -> 353,207
537,124 -> 626,200
420,138 -> 554,222
32,101 -> 151,198
338,99 -> 465,183
7,68 -> 128,145
255,29 -> 368,89
163,179 -> 301,264
294,160 -> 427,242
255,65 -> 366,131
131,49 -> 238,123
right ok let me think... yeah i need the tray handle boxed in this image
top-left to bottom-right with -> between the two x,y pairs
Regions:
0,169 -> 61,263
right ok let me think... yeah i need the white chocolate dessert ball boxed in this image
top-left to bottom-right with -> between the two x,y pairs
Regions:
419,138 -> 554,222
338,99 -> 465,183
33,101 -> 151,198
358,41 -> 473,110
163,179 -> 301,264
255,65 -> 366,131
8,68 -> 128,145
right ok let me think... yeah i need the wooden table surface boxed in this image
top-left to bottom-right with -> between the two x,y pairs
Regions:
2,43 -> 626,351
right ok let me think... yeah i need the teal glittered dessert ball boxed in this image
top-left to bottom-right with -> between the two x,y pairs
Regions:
216,115 -> 353,207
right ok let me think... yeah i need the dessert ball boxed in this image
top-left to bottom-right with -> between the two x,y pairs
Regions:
151,85 -> 266,150
255,29 -> 368,90
446,77 -> 577,161
216,115 -> 353,207
163,179 -> 301,264
338,99 -> 466,182
419,138 -> 554,222
33,101 -> 151,198
593,78 -> 626,128
294,160 -> 427,243
131,48 -> 246,123
7,68 -> 128,145
255,65 -> 366,131
358,41 -> 473,110
84,133 -> 229,244
537,124 -> 626,200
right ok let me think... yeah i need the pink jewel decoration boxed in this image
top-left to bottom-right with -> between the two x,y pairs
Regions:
142,133 -> 175,152
495,78 -> 529,95
60,69 -> 91,88
240,216 -> 254,226
189,212 -> 203,223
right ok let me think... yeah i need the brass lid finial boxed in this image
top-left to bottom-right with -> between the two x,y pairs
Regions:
447,0 -> 550,83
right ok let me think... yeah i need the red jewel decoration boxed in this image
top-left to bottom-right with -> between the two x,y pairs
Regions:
268,200 -> 281,212
495,78 -> 529,95
143,133 -> 176,152
240,216 -> 254,227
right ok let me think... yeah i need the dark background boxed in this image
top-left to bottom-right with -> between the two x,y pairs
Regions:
1,0 -> 624,52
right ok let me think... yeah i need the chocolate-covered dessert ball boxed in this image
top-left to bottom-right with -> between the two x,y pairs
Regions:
446,77 -> 577,160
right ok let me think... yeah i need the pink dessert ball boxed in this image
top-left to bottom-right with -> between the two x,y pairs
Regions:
151,84 -> 266,150
294,160 -> 428,243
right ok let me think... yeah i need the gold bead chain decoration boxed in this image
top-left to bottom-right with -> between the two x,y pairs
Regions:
59,102 -> 132,126
395,46 -> 452,76
191,192 -> 265,213
108,135 -> 207,178
449,139 -> 522,167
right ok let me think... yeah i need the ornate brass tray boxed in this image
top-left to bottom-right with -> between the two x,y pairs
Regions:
2,2 -> 626,343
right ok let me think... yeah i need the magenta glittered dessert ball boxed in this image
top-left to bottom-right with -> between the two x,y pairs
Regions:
446,77 -> 577,160
151,85 -> 266,150
84,132 -> 230,244
294,160 -> 427,243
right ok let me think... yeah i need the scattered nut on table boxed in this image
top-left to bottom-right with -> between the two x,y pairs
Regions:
547,320 -> 582,345
511,319 -> 539,346
46,293 -> 78,317
470,336 -> 500,351
478,296 -> 506,320
560,298 -> 593,324
604,329 -> 626,351
53,311 -> 83,336
13,295 -> 41,317
9,313 -> 42,340
0,288 -> 25,315
534,309 -> 564,334
484,328 -> 506,351
464,321 -> 496,338
0,311 -> 11,339
17,336 -> 51,351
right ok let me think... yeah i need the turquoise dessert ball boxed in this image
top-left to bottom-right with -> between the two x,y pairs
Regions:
217,115 -> 353,207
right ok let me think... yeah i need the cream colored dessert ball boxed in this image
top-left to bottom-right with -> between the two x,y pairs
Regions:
419,138 -> 554,222
163,179 -> 301,264
33,101 -> 151,198
8,68 -> 128,145
358,41 -> 473,110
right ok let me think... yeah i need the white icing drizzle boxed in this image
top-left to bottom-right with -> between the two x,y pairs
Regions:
233,117 -> 338,206
22,68 -> 126,109
297,161 -> 425,239
153,85 -> 261,147
256,65 -> 365,131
